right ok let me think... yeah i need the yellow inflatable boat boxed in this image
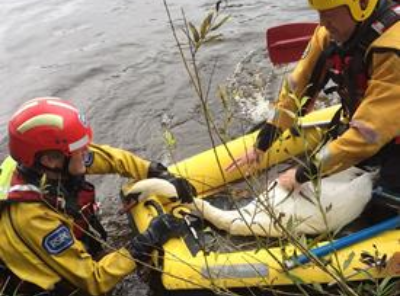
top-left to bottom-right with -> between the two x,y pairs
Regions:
123,105 -> 400,294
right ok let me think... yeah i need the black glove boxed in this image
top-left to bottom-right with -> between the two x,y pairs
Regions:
168,177 -> 196,203
295,161 -> 319,184
147,162 -> 173,179
148,162 -> 197,203
255,122 -> 281,152
128,214 -> 184,262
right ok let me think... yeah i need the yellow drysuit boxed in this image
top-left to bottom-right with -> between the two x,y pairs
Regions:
273,22 -> 400,176
0,143 -> 152,295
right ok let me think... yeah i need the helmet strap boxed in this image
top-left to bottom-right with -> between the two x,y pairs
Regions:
17,164 -> 42,186
62,156 -> 71,175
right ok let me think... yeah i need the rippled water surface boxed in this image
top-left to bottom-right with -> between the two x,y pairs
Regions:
0,1 -> 316,295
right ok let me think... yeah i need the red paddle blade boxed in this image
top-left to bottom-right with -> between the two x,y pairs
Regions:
267,22 -> 318,65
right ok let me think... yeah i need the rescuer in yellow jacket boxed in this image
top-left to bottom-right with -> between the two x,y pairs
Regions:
230,0 -> 400,197
0,97 -> 193,295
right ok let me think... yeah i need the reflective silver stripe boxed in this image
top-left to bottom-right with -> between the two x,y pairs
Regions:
69,134 -> 89,152
48,100 -> 79,112
315,145 -> 331,164
12,100 -> 39,119
201,263 -> 269,279
371,21 -> 385,35
12,98 -> 78,120
9,184 -> 42,194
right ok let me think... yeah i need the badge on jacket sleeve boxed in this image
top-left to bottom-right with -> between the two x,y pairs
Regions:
43,225 -> 74,255
84,151 -> 94,167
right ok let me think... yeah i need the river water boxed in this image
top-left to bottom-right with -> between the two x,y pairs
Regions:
0,1 -> 316,295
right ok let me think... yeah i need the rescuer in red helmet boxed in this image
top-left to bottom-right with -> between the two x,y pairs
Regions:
0,97 -> 194,295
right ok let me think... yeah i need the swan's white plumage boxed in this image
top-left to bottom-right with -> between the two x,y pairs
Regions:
128,168 -> 375,237
125,178 -> 177,202
191,167 -> 375,237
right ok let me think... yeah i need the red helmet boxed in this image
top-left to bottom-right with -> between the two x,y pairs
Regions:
8,97 -> 92,167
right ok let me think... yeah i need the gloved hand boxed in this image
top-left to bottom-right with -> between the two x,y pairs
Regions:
147,162 -> 174,179
255,122 -> 281,152
128,214 -> 184,262
168,177 -> 197,203
148,162 -> 197,203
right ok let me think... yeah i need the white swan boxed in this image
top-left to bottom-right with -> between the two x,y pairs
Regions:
126,167 -> 375,237
123,178 -> 178,202
194,167 -> 376,236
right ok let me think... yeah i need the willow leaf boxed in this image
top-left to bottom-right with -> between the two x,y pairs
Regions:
200,12 -> 213,39
163,129 -> 177,148
188,22 -> 200,43
211,15 -> 231,31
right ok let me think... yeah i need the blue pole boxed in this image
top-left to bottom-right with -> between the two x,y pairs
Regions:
284,215 -> 400,269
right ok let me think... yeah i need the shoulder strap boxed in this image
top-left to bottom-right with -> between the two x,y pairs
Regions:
304,0 -> 400,104
0,157 -> 17,201
359,0 -> 400,52
301,42 -> 338,114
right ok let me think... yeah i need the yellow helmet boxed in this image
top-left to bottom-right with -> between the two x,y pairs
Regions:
308,0 -> 380,21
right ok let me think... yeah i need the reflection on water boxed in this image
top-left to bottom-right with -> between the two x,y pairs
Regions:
0,1 -> 315,295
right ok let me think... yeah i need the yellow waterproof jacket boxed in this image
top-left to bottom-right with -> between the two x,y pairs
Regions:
0,143 -> 153,295
273,22 -> 400,176
86,143 -> 151,178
